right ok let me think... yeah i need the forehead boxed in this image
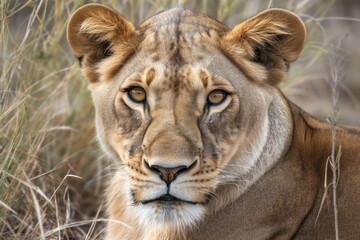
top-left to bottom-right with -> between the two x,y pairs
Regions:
138,8 -> 229,65
108,8 -> 247,92
122,64 -> 210,93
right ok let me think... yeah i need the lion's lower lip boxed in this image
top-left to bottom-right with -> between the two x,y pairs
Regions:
158,194 -> 176,202
140,194 -> 199,205
141,194 -> 179,204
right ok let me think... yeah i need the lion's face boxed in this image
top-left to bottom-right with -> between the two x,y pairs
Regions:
93,41 -> 269,228
67,5 -> 305,230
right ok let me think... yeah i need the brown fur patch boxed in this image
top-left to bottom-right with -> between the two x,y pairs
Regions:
145,68 -> 156,86
199,69 -> 209,88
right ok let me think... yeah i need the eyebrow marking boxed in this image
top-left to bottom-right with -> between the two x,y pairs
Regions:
146,68 -> 156,86
199,69 -> 209,88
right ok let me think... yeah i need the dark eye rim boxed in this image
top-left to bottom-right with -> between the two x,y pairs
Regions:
207,89 -> 228,106
127,86 -> 147,103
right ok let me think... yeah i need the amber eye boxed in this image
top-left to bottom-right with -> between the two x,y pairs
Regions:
128,87 -> 146,103
207,90 -> 227,105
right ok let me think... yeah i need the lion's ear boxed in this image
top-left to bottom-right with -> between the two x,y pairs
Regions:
67,4 -> 135,83
221,8 -> 306,85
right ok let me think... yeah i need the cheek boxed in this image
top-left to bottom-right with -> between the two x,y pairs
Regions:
109,134 -> 131,162
111,94 -> 152,160
110,130 -> 151,167
109,129 -> 147,164
197,119 -> 236,170
198,101 -> 242,166
207,102 -> 241,141
115,94 -> 143,134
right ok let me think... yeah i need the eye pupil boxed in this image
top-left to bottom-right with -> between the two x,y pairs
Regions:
208,90 -> 227,105
128,87 -> 146,103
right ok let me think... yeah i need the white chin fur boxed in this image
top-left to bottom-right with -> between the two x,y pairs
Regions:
134,202 -> 205,231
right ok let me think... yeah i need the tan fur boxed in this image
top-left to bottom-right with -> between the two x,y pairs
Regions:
67,4 -> 140,83
67,4 -> 360,240
221,9 -> 305,85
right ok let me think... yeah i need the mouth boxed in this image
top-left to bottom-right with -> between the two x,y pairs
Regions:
140,194 -> 199,205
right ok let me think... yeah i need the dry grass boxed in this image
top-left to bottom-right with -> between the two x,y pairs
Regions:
1,0 -> 359,239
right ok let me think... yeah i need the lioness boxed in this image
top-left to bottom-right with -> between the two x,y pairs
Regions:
67,4 -> 360,240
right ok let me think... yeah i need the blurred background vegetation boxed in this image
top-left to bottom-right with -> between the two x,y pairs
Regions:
1,0 -> 359,239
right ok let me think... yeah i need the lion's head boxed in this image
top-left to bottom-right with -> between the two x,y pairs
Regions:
67,4 -> 305,237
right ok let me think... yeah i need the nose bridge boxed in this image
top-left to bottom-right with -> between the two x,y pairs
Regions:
143,84 -> 201,167
144,115 -> 199,168
147,129 -> 197,167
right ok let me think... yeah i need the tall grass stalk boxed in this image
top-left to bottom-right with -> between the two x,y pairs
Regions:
327,34 -> 348,240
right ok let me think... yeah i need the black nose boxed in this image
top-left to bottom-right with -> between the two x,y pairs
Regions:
145,161 -> 195,185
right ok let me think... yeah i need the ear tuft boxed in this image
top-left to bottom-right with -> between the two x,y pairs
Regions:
67,4 -> 136,83
221,9 -> 306,85
78,7 -> 134,44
